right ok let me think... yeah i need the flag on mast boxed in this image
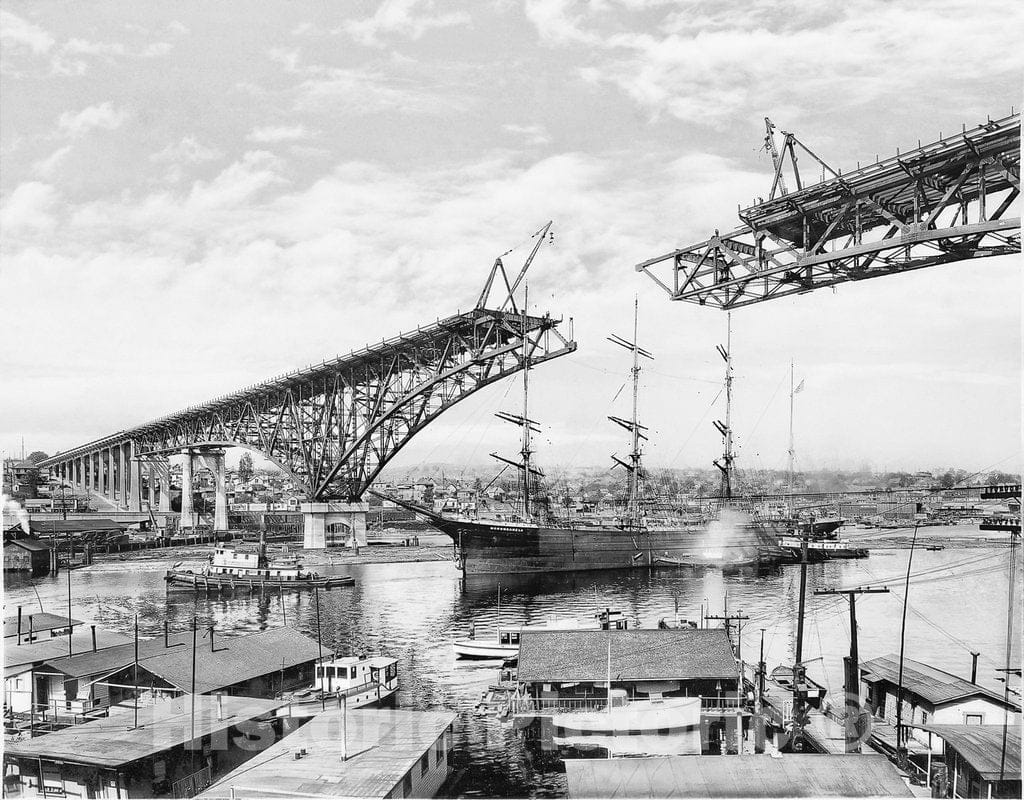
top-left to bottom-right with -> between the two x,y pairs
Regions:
793,379 -> 805,394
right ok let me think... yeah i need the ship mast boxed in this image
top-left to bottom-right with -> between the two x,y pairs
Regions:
788,360 -> 795,516
713,313 -> 735,501
608,298 -> 652,529
490,284 -> 543,520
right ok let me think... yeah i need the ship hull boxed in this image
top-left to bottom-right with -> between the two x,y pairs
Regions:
164,569 -> 354,590
433,517 -> 784,575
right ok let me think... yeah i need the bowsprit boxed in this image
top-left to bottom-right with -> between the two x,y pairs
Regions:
40,223 -> 576,547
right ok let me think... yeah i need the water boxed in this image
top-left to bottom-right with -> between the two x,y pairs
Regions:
4,528 -> 1019,798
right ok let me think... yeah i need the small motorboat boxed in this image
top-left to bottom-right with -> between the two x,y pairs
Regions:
279,653 -> 398,715
454,608 -> 630,659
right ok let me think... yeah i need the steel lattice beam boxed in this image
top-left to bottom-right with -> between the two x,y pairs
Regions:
42,308 -> 575,500
637,113 -> 1020,309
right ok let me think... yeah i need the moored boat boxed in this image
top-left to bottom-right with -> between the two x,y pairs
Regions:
164,533 -> 354,590
278,652 -> 398,714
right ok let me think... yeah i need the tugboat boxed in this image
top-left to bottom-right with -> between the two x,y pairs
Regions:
164,532 -> 354,591
454,606 -> 631,660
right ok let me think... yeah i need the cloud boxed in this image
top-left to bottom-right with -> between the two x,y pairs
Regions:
167,21 -> 189,35
0,10 -> 54,55
503,123 -> 550,146
57,102 -> 128,138
0,182 -> 59,233
31,145 -> 72,179
150,136 -> 223,183
246,125 -> 313,143
524,0 -> 1024,125
342,0 -> 469,47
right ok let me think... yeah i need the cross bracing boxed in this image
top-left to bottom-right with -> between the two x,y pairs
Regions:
42,307 -> 575,501
636,113 -> 1020,309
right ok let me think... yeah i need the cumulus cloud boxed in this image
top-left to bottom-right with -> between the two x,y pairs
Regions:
0,10 -> 54,55
342,0 -> 469,47
524,0 -> 1024,125
246,125 -> 313,143
0,181 -> 59,233
57,102 -> 128,138
503,124 -> 550,146
31,145 -> 73,178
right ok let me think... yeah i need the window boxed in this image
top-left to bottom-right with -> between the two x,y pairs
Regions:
402,771 -> 412,797
337,667 -> 348,679
964,713 -> 984,725
419,753 -> 428,777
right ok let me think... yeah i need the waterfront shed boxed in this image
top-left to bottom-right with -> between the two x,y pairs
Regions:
2,536 -> 51,576
910,723 -> 1020,798
95,626 -> 322,701
860,654 -> 1021,743
199,707 -> 457,798
517,628 -> 740,702
563,753 -> 914,797
2,694 -> 286,799
4,611 -> 81,642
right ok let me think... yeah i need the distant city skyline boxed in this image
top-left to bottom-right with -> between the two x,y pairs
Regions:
2,2 -> 1020,479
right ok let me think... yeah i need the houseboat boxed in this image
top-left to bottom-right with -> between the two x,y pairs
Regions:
165,534 -> 354,591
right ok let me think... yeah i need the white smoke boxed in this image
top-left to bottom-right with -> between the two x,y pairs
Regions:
700,507 -> 754,564
2,493 -> 32,535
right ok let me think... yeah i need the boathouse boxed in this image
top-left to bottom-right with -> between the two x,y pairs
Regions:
563,753 -> 914,797
3,695 -> 286,799
3,535 -> 51,576
4,611 -> 81,643
908,723 -> 1020,798
199,707 -> 457,798
860,654 -> 1021,743
516,628 -> 740,703
95,627 -> 322,702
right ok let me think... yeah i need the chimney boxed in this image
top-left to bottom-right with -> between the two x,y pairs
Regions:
210,625 -> 215,652
971,651 -> 980,683
17,606 -> 22,646
91,625 -> 97,652
28,615 -> 34,643
164,619 -> 169,648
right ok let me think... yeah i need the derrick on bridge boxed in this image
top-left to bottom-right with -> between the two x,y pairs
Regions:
41,224 -> 576,547
636,112 -> 1020,309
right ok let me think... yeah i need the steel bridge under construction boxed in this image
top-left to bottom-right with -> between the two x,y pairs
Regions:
637,112 -> 1020,309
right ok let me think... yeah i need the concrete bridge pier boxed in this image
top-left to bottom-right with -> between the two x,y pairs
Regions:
301,502 -> 369,550
178,450 -> 196,530
193,450 -> 228,532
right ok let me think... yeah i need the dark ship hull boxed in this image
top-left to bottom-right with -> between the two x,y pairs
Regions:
394,502 -> 786,575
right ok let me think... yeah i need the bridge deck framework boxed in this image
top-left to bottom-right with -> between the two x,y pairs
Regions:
637,113 -> 1020,309
42,307 -> 576,515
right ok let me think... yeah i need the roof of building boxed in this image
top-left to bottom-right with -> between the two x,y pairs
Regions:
3,695 -> 284,768
25,518 -> 129,534
3,536 -> 51,552
36,631 -> 195,679
913,724 -> 1021,781
517,628 -> 737,684
4,612 -> 81,638
4,629 -> 134,676
201,707 -> 455,798
860,654 -> 1018,709
564,754 -> 914,798
125,627 -> 322,694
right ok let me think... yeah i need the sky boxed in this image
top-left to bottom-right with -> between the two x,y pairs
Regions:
1,0 -> 1021,483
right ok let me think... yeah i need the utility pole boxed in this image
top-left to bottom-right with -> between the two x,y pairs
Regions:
814,586 -> 889,752
704,612 -> 750,659
791,533 -> 810,751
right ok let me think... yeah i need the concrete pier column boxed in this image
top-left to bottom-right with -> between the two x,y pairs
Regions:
145,462 -> 156,509
118,445 -> 128,507
155,460 -> 172,513
93,453 -> 101,492
106,448 -> 116,500
128,453 -> 143,512
300,502 -> 369,550
193,450 -> 228,532
179,450 -> 196,530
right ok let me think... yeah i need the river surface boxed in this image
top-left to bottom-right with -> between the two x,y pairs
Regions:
5,525 -> 1020,798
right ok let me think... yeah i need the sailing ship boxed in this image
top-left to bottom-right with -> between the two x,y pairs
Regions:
386,302 -> 785,575
164,532 -> 354,590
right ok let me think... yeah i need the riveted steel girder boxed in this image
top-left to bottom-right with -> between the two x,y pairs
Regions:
637,113 -> 1020,309
42,308 -> 576,501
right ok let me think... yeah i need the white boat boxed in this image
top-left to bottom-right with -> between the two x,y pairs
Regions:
278,653 -> 398,715
552,692 -> 701,734
454,608 -> 631,660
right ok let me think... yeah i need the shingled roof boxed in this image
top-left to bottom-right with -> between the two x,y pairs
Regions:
517,628 -> 737,684
914,724 -> 1020,781
860,654 -> 1018,709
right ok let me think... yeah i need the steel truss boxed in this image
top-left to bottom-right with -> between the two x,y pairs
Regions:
45,308 -> 575,500
636,113 -> 1020,309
